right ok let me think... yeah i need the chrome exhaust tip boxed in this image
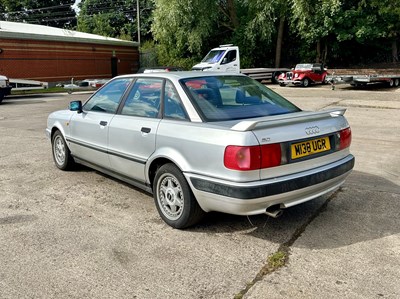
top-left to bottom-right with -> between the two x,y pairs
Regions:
265,205 -> 283,218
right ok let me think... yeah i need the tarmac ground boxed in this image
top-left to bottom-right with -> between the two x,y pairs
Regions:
0,83 -> 399,299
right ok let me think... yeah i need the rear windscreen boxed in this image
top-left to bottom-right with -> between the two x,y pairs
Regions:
181,75 -> 301,121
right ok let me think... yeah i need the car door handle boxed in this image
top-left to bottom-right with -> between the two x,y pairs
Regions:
99,121 -> 108,126
141,127 -> 151,133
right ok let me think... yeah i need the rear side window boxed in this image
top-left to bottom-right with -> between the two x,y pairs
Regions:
164,81 -> 188,120
83,78 -> 132,113
121,78 -> 162,118
181,75 -> 300,121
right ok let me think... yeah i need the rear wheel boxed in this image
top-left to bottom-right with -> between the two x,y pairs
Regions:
394,78 -> 399,87
153,163 -> 205,229
302,78 -> 310,87
0,92 -> 4,104
388,79 -> 394,87
51,130 -> 75,170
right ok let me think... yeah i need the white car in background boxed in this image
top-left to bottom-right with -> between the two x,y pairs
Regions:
0,74 -> 12,103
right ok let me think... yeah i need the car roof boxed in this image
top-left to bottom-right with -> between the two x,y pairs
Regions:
115,71 -> 247,80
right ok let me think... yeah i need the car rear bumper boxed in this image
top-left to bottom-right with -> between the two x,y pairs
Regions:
185,155 -> 354,215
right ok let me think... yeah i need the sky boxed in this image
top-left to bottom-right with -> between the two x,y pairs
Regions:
72,0 -> 81,13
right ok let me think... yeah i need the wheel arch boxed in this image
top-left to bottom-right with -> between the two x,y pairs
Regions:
147,151 -> 190,190
50,123 -> 67,140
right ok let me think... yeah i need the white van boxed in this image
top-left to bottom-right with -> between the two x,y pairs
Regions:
192,45 -> 240,73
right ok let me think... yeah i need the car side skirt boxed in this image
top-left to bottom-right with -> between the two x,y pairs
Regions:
73,156 -> 153,194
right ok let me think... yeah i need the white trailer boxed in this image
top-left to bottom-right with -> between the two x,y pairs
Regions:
327,73 -> 400,88
9,78 -> 49,91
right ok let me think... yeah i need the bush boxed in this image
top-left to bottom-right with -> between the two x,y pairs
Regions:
140,41 -> 201,70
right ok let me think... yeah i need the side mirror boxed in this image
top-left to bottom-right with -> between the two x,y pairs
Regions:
69,100 -> 83,113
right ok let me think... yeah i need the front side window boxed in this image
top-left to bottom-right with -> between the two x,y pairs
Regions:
121,78 -> 163,118
182,75 -> 301,121
83,78 -> 132,113
222,50 -> 237,64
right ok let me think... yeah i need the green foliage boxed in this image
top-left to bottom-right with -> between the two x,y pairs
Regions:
268,251 -> 287,269
290,0 -> 341,42
151,0 -> 282,68
152,0 -> 218,58
155,43 -> 198,70
0,0 -> 77,28
77,0 -> 154,41
6,0 -> 396,68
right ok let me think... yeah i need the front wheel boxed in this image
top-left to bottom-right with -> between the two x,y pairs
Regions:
153,163 -> 205,229
272,72 -> 282,84
0,92 -> 4,104
51,130 -> 75,170
302,78 -> 310,87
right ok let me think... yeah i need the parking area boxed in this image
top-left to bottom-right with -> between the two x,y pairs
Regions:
0,84 -> 399,298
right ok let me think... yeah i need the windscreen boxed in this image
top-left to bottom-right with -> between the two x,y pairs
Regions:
201,50 -> 226,63
295,64 -> 313,70
181,76 -> 301,121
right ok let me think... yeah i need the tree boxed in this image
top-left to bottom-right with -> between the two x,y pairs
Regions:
152,0 -> 219,59
0,0 -> 77,28
152,0 -> 284,67
290,0 -> 341,63
334,0 -> 400,64
77,0 -> 154,41
368,0 -> 400,62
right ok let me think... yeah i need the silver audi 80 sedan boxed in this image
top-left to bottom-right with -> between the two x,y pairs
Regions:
46,72 -> 354,228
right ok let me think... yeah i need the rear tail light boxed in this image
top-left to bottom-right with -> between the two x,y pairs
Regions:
339,127 -> 352,149
260,144 -> 282,168
224,144 -> 281,171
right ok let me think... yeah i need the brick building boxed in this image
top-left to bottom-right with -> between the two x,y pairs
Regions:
0,21 -> 139,83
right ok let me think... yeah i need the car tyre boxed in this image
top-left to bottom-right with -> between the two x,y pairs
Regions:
302,78 -> 310,87
394,78 -> 400,87
279,83 -> 286,87
388,79 -> 394,87
153,163 -> 205,229
52,130 -> 75,170
272,72 -> 282,84
0,93 -> 4,104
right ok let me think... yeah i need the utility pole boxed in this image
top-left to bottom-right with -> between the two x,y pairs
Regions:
137,0 -> 140,45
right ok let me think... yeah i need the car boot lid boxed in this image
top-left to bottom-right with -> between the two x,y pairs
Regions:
231,108 -> 347,131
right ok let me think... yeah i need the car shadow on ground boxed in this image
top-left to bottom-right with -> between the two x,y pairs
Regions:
71,164 -> 399,250
340,83 -> 398,91
1,99 -> 46,105
187,170 -> 399,249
